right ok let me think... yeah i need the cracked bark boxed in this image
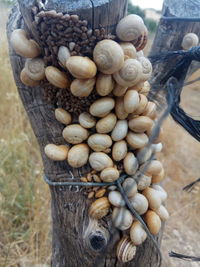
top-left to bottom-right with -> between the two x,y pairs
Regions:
7,0 -> 162,266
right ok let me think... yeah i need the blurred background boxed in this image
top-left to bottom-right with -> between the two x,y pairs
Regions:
0,0 -> 200,266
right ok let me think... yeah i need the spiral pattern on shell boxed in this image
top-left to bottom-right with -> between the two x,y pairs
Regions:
139,57 -> 152,81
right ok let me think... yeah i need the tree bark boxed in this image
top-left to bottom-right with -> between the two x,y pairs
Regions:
7,1 -> 162,266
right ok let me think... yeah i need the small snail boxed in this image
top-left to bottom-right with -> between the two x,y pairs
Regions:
44,144 -> 69,161
181,33 -> 199,50
123,152 -> 138,175
96,73 -> 115,96
123,90 -> 140,114
139,81 -> 150,96
70,78 -> 96,97
66,56 -> 97,79
111,120 -> 128,141
78,112 -> 96,128
128,116 -> 153,133
112,140 -> 128,161
93,39 -> 124,74
136,146 -> 152,164
130,94 -> 148,116
55,108 -> 72,125
20,68 -> 39,87
130,221 -> 147,245
112,207 -> 134,230
116,236 -> 136,263
67,144 -> 89,168
126,131 -> 149,149
62,124 -> 89,144
138,56 -> 152,82
57,46 -> 70,68
96,113 -> 117,134
144,210 -> 161,235
142,187 -> 162,210
88,134 -> 112,152
100,167 -> 119,182
120,42 -> 137,59
152,170 -> 165,184
134,171 -> 152,191
11,29 -> 41,58
24,58 -> 45,81
89,97 -> 115,117
140,160 -> 163,176
129,193 -> 148,215
89,152 -> 113,171
45,66 -> 71,89
122,178 -> 137,198
113,84 -> 128,97
108,191 -> 125,207
115,97 -> 128,120
151,184 -> 167,202
155,205 -> 169,221
89,197 -> 111,219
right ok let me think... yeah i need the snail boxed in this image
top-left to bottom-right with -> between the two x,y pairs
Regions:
115,97 -> 128,120
181,33 -> 199,50
111,120 -> 128,141
24,58 -> 45,81
113,59 -> 143,87
142,101 -> 157,119
78,112 -> 96,128
128,116 -> 153,133
133,94 -> 148,115
144,210 -> 161,235
66,56 -> 97,79
108,191 -> 125,207
67,144 -> 89,168
112,207 -> 134,230
96,113 -> 117,134
129,81 -> 144,91
70,77 -> 96,97
151,184 -> 167,202
20,68 -> 39,87
120,42 -> 137,59
116,236 -> 136,263
142,187 -> 162,210
45,66 -> 71,89
87,134 -> 112,152
112,140 -> 128,161
96,73 -> 115,96
11,29 -> 41,58
123,90 -> 140,114
100,167 -> 119,182
134,171 -> 152,190
138,56 -> 152,82
116,14 -> 146,42
135,26 -> 148,51
89,152 -> 113,171
129,193 -> 148,215
95,188 -> 107,198
57,46 -> 70,68
136,146 -> 152,164
44,144 -> 69,161
123,152 -> 139,175
55,108 -> 72,125
93,39 -> 124,74
151,142 -> 163,153
130,221 -> 147,245
62,124 -> 89,144
126,131 -> 149,149
137,50 -> 144,58
113,84 -> 128,97
122,178 -> 137,198
139,81 -> 150,96
89,97 -> 115,117
89,197 -> 111,219
155,205 -> 169,221
140,160 -> 163,176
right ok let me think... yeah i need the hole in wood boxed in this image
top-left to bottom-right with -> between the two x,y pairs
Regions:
89,231 -> 107,251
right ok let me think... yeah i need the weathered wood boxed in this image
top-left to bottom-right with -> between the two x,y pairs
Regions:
7,1 -> 162,266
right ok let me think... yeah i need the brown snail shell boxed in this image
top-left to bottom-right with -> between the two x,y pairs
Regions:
55,108 -> 72,125
151,168 -> 165,184
44,144 -> 69,161
155,205 -> 169,221
93,39 -> 124,74
20,68 -> 39,87
96,113 -> 117,134
78,112 -> 96,128
113,84 -> 128,96
25,58 -> 45,81
123,90 -> 140,113
89,197 -> 111,219
70,78 -> 96,97
89,152 -> 113,171
96,73 -> 115,96
115,97 -> 128,120
128,116 -> 153,133
116,236 -> 136,263
62,124 -> 89,144
144,210 -> 161,235
45,66 -> 70,89
123,152 -> 138,175
66,56 -> 97,79
126,131 -> 149,149
140,160 -> 163,176
133,94 -> 148,115
142,187 -> 162,210
89,97 -> 115,118
67,144 -> 89,168
142,101 -> 157,119
100,167 -> 120,182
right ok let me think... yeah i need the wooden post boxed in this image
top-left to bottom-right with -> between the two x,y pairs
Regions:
7,1 -> 162,266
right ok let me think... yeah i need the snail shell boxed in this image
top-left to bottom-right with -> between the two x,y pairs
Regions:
96,73 -> 115,96
67,144 -> 89,168
151,142 -> 163,153
115,97 -> 128,120
151,184 -> 167,203
126,132 -> 149,149
139,81 -> 150,96
20,68 -> 39,87
25,58 -> 45,81
113,59 -> 143,87
96,113 -> 117,134
113,84 -> 128,97
140,160 -> 163,176
182,33 -> 199,50
144,210 -> 161,235
120,42 -> 137,59
89,197 -> 111,219
151,168 -> 165,184
45,66 -> 70,89
70,78 -> 96,97
57,46 -> 70,68
135,27 -> 148,51
89,97 -> 115,118
116,236 -> 136,263
142,101 -> 157,119
78,112 -> 96,128
137,146 -> 152,164
108,191 -> 125,207
112,207 -> 134,230
122,177 -> 137,198
11,29 -> 41,58
130,221 -> 147,245
88,134 -> 112,152
111,120 -> 128,141
133,94 -> 148,115
124,90 -> 140,113
134,171 -> 152,191
62,124 -> 89,144
123,152 -> 138,175
137,50 -> 144,58
100,167 -> 120,182
44,144 -> 69,161
155,205 -> 169,221
112,140 -> 127,161
128,116 -> 153,133
129,82 -> 144,91
138,56 -> 152,82
93,39 -> 124,74
142,187 -> 162,210
66,56 -> 97,79
55,108 -> 72,125
129,193 -> 148,215
89,152 -> 113,171
116,14 -> 145,42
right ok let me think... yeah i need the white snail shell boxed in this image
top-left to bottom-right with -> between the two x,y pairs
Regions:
113,84 -> 128,97
45,66 -> 70,89
89,152 -> 113,171
122,178 -> 137,198
126,131 -> 149,149
142,187 -> 162,210
112,140 -> 128,161
155,205 -> 169,221
134,171 -> 152,190
100,167 -> 119,182
70,78 -> 96,97
136,146 -> 152,164
138,56 -> 152,82
67,144 -> 89,168
123,152 -> 139,175
57,46 -> 70,68
20,68 -> 39,87
78,112 -> 96,128
130,221 -> 147,245
55,108 -> 72,125
111,120 -> 128,141
96,73 -> 115,96
129,193 -> 148,215
89,97 -> 115,118
120,42 -> 137,59
44,144 -> 69,161
96,113 -> 117,134
128,116 -> 153,133
151,184 -> 167,202
108,191 -> 125,207
182,33 -> 199,50
112,207 -> 134,230
62,124 -> 89,144
124,90 -> 140,113
88,134 -> 112,152
140,160 -> 163,176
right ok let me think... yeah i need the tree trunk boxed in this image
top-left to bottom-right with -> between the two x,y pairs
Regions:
7,1 -> 162,266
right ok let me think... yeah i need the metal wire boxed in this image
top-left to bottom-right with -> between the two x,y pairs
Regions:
161,16 -> 200,22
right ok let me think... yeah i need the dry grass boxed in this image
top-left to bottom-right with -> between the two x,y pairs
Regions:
1,5 -> 200,267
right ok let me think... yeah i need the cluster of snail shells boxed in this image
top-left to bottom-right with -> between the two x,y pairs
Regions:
11,14 -> 168,262
181,32 -> 199,50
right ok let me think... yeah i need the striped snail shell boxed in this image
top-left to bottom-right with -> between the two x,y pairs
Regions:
116,236 -> 136,263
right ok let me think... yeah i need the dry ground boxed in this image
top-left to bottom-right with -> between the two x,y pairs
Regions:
0,5 -> 200,267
